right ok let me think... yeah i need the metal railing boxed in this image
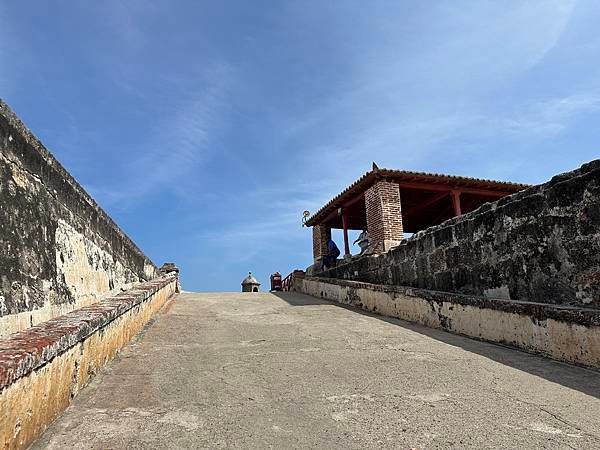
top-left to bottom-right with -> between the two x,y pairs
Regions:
281,270 -> 305,292
281,272 -> 294,291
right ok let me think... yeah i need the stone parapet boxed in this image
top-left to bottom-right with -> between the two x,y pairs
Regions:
0,99 -> 158,336
318,160 -> 600,307
0,274 -> 178,450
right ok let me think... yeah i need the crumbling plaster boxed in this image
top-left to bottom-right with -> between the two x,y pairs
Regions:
0,276 -> 177,450
0,100 -> 157,337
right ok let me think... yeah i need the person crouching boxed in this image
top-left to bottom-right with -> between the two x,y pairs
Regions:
321,238 -> 341,270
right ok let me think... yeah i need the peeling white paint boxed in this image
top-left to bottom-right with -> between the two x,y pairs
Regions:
54,219 -> 137,308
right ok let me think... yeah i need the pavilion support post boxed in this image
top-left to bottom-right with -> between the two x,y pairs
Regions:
365,180 -> 403,254
451,190 -> 462,217
312,224 -> 331,265
341,211 -> 350,258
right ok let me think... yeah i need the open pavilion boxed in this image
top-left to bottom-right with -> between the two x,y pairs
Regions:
305,163 -> 529,262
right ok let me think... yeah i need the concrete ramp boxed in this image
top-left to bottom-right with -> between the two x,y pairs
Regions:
32,291 -> 600,449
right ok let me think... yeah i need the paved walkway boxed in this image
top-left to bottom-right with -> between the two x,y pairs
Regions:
34,292 -> 600,449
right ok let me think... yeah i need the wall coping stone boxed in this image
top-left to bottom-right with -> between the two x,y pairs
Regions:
307,276 -> 600,328
0,274 -> 177,392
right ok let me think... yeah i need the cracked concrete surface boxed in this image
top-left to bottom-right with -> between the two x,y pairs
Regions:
32,292 -> 600,449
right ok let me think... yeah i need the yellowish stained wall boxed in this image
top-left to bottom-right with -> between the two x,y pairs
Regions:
0,101 -> 158,338
0,278 -> 176,450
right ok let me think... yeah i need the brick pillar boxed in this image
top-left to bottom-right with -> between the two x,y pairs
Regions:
312,225 -> 331,263
365,180 -> 403,253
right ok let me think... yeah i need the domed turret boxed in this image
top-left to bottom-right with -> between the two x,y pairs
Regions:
241,272 -> 261,292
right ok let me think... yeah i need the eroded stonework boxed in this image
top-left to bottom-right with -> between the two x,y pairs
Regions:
0,100 -> 157,336
319,160 -> 600,306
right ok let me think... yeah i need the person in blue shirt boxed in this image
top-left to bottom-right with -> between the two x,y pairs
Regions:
321,238 -> 341,270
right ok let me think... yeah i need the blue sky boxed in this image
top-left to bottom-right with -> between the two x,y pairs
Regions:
1,1 -> 599,291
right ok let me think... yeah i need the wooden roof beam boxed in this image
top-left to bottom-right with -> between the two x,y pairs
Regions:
319,193 -> 365,225
397,182 -> 512,197
403,191 -> 450,217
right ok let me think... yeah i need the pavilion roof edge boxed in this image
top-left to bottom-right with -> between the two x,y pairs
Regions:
305,168 -> 531,227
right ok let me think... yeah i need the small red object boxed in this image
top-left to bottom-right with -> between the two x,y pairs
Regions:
270,272 -> 282,291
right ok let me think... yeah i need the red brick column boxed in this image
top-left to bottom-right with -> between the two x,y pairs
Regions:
365,180 -> 403,253
312,225 -> 331,263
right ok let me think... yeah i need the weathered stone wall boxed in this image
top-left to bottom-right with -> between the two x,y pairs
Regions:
0,274 -> 178,450
0,100 -> 157,336
319,160 -> 600,306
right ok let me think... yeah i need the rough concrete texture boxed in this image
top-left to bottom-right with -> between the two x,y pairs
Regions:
0,276 -> 177,450
320,160 -> 600,306
0,100 -> 157,336
33,292 -> 600,449
298,277 -> 600,369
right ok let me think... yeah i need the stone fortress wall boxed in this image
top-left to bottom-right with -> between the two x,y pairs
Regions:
0,100 -> 180,449
0,100 -> 157,337
295,160 -> 600,368
318,160 -> 600,307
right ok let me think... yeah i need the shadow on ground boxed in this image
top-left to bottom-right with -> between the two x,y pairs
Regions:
271,291 -> 332,306
272,291 -> 600,400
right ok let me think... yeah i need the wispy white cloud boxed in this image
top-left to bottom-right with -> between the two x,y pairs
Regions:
449,92 -> 600,139
88,61 -> 235,205
193,210 -> 309,268
422,1 -> 576,81
102,0 -> 156,50
198,212 -> 299,244
277,0 -> 580,188
517,93 -> 600,134
98,0 -> 167,94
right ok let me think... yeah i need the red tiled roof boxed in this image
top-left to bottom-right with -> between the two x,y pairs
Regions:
305,166 -> 530,226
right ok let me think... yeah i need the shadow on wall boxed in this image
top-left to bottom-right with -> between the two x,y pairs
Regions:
273,291 -> 600,399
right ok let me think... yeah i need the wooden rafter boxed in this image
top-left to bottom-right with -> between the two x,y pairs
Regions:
403,191 -> 449,217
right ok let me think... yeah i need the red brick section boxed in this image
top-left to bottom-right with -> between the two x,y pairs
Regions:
0,274 -> 178,392
312,224 -> 331,262
365,180 -> 404,253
